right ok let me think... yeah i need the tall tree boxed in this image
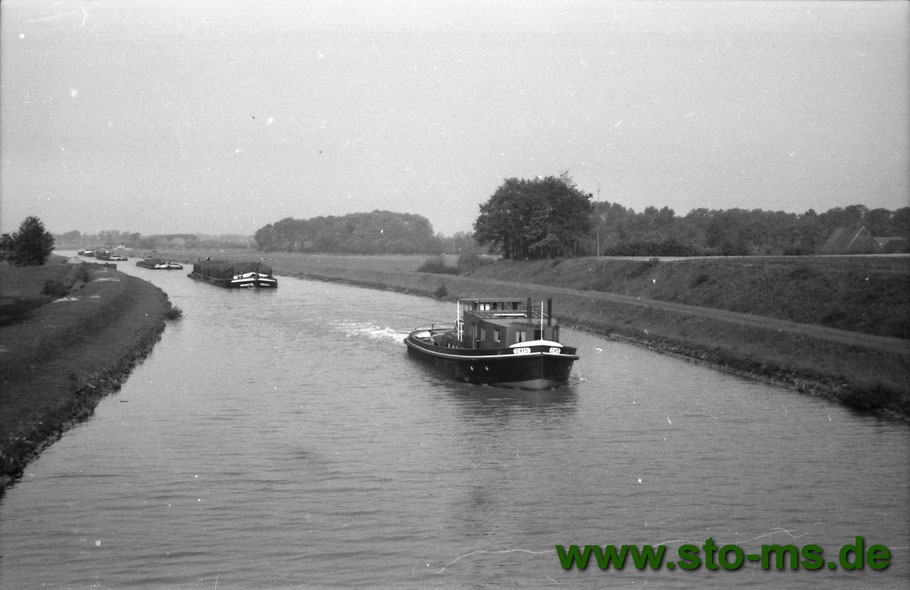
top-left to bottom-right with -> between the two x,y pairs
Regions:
0,234 -> 13,265
9,216 -> 55,266
474,175 -> 594,259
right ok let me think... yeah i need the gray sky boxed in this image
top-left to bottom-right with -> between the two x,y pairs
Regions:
2,0 -> 908,237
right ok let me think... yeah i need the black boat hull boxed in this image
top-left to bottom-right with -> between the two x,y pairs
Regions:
404,335 -> 577,390
187,272 -> 278,289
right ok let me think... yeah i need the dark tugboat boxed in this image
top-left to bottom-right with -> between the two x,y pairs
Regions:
404,297 -> 578,390
187,259 -> 277,289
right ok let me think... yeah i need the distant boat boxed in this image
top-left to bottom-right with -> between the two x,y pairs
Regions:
187,259 -> 277,289
404,297 -> 578,390
137,258 -> 183,270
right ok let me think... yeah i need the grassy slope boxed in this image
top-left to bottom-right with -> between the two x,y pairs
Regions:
0,261 -> 172,493
467,256 -> 910,339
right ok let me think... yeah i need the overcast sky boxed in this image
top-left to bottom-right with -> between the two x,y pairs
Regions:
1,0 -> 908,237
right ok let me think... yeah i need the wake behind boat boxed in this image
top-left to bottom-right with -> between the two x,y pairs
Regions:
404,297 -> 578,390
187,259 -> 278,289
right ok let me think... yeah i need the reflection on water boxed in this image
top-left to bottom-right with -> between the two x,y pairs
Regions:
417,367 -> 580,416
0,260 -> 907,589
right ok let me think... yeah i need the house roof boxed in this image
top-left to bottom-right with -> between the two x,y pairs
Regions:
820,225 -> 879,254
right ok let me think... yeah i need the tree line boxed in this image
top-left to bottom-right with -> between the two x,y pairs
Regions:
251,179 -> 907,258
55,230 -> 253,251
590,202 -> 910,257
472,175 -> 909,258
253,210 -> 442,255
43,174 -> 910,260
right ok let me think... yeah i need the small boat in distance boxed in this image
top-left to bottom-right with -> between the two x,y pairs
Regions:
404,297 -> 578,390
187,259 -> 278,289
137,257 -> 183,270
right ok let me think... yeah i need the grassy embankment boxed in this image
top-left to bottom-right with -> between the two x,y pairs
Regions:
0,257 -> 175,494
154,250 -> 909,418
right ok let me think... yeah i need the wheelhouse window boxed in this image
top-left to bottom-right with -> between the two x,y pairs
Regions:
493,328 -> 501,343
515,330 -> 526,343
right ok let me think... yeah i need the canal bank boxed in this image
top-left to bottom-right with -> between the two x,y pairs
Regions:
0,262 -> 174,495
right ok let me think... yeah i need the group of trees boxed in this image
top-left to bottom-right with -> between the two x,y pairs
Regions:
249,177 -> 907,259
253,210 -> 443,255
1,216 -> 55,266
473,174 -> 594,259
472,176 -> 907,259
471,176 -> 907,258
590,203 -> 910,257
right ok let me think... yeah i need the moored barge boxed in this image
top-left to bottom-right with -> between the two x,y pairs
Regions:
187,259 -> 278,289
404,297 -> 578,390
136,257 -> 183,270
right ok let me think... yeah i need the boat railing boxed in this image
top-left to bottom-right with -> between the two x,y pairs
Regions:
411,323 -> 455,333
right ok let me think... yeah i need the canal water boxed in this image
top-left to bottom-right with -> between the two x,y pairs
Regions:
1,258 -> 907,588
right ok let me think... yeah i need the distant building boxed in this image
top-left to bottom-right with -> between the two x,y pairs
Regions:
874,236 -> 909,254
821,225 -> 909,254
820,226 -> 878,254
